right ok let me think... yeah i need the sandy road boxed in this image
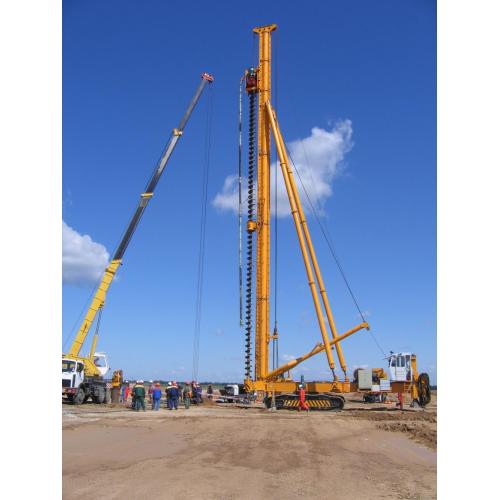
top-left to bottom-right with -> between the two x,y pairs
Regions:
63,404 -> 436,499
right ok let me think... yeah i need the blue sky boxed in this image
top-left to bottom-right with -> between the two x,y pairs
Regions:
63,0 -> 436,383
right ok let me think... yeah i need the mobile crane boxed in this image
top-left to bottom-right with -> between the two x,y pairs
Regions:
241,24 -> 430,410
62,73 -> 214,404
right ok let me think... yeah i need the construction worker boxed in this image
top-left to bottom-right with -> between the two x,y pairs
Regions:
169,381 -> 180,410
298,384 -> 309,412
207,384 -> 213,400
124,382 -> 130,404
166,382 -> 173,410
182,382 -> 192,409
133,380 -> 146,411
147,382 -> 154,405
131,383 -> 136,409
165,382 -> 172,408
192,382 -> 202,404
152,382 -> 162,411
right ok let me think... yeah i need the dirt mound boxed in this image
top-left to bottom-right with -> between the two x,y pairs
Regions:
343,409 -> 436,423
377,421 -> 437,449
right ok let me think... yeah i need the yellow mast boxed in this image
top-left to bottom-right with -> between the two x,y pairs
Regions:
247,24 -> 369,391
243,26 -> 429,408
253,24 -> 276,380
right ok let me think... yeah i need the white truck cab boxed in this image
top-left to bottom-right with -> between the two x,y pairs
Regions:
62,358 -> 85,394
387,352 -> 413,382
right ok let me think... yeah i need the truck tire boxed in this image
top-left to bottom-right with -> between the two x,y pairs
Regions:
73,388 -> 86,405
92,386 -> 106,404
417,373 -> 431,407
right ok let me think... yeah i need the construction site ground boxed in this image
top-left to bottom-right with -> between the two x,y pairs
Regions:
63,391 -> 437,499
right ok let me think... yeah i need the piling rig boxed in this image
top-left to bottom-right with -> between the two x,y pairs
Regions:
241,24 -> 430,410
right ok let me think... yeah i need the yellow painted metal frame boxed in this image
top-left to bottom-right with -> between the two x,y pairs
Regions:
253,24 -> 276,380
248,24 -> 369,393
67,258 -> 122,358
64,258 -> 121,377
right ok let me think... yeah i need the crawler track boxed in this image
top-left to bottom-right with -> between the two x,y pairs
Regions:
265,393 -> 345,411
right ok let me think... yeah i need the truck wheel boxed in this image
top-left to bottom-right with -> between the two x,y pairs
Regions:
92,386 -> 106,404
73,388 -> 85,405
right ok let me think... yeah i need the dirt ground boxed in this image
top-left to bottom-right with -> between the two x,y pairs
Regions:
63,393 -> 437,500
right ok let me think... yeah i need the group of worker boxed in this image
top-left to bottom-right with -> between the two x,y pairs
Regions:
122,380 -> 208,411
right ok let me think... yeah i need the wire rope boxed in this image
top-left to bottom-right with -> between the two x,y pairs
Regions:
192,86 -> 213,381
272,30 -> 280,370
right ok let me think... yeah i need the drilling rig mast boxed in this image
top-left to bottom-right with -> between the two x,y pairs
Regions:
242,25 -> 429,410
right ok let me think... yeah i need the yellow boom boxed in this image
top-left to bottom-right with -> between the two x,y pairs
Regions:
64,73 -> 214,377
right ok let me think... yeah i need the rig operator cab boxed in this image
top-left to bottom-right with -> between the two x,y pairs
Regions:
388,352 -> 413,382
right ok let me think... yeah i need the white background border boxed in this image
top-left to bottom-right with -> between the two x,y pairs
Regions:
1,0 -> 499,497
1,0 -> 61,497
438,0 -> 500,497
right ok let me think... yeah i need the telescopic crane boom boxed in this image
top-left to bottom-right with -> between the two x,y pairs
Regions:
62,73 -> 213,403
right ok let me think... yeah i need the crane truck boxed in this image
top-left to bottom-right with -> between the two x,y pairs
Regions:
62,73 -> 214,404
240,24 -> 431,410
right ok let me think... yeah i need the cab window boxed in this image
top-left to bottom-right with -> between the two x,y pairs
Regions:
390,357 -> 396,367
77,363 -> 84,372
397,356 -> 404,367
62,360 -> 75,373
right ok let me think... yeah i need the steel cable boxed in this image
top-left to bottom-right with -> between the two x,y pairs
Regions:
192,86 -> 213,381
272,30 -> 279,370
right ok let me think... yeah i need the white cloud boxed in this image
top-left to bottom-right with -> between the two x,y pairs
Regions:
213,175 -> 247,213
62,220 -> 110,286
281,353 -> 297,362
212,120 -> 353,217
